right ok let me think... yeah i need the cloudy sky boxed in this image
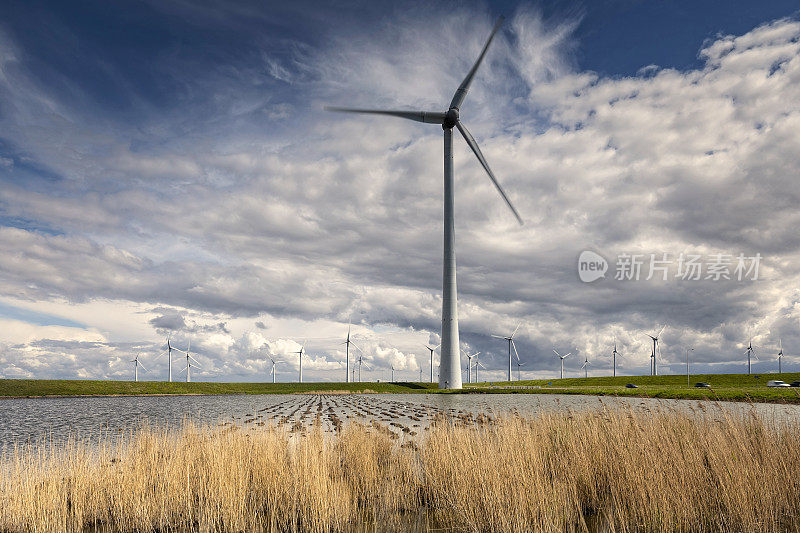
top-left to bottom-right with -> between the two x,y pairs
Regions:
1,0 -> 800,383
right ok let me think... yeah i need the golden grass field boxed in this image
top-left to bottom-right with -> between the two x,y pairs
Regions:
1,407 -> 799,532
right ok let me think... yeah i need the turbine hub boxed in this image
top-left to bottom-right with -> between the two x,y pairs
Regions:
443,108 -> 459,129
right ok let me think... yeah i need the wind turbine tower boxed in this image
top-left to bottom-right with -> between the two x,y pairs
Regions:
269,357 -> 277,384
294,341 -> 306,383
131,353 -> 146,382
647,325 -> 666,376
425,344 -> 439,383
465,351 -> 480,383
554,349 -> 571,379
582,354 -> 591,379
612,340 -> 619,377
745,337 -> 758,375
342,324 -> 355,383
155,335 -> 180,382
493,323 -> 522,381
327,18 -> 522,389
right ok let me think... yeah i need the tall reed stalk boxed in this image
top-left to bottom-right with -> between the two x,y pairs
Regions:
1,408 -> 798,532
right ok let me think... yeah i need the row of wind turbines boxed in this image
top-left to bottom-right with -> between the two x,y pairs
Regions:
129,322 -> 795,383
129,336 -> 201,382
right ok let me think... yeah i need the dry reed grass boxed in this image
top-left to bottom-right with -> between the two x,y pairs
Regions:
1,408 -> 798,532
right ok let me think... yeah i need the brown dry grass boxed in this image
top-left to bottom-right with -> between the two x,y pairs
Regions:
1,408 -> 799,532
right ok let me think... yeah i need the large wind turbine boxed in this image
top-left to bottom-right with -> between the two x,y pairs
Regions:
581,354 -> 591,379
131,353 -> 146,382
327,17 -> 522,389
493,323 -> 523,381
553,349 -> 571,380
646,325 -> 666,376
778,339 -> 785,374
612,340 -> 619,377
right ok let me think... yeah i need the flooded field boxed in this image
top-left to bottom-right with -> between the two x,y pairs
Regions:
2,392 -> 800,448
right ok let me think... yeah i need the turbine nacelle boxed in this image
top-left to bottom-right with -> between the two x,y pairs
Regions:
443,108 -> 459,130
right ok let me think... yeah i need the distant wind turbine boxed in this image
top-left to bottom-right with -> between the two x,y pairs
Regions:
646,325 -> 666,376
131,353 -> 146,382
582,354 -> 591,379
612,340 -> 620,377
493,323 -> 522,381
294,341 -> 306,383
154,335 -> 180,382
269,357 -> 278,384
342,322 -> 355,383
465,351 -> 480,383
474,355 -> 486,383
744,336 -> 758,375
356,353 -> 370,382
327,17 -> 522,389
554,349 -> 571,379
425,344 -> 439,383
174,340 -> 200,383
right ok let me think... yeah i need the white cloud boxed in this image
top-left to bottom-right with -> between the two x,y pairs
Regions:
1,11 -> 800,380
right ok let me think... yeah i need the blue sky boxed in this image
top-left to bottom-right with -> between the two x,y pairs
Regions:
1,0 -> 800,382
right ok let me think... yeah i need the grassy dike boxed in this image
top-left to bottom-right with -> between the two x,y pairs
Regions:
2,372 -> 800,402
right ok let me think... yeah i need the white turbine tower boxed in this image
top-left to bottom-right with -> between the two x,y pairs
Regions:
327,18 -> 523,389
425,344 -> 439,383
131,353 -> 146,382
777,339 -> 790,374
154,335 -> 180,382
294,341 -> 306,383
582,354 -> 591,379
744,336 -> 758,375
465,350 -> 480,383
391,365 -> 395,382
493,323 -> 522,381
612,340 -> 620,377
269,357 -> 277,384
342,323 -> 354,383
554,349 -> 571,379
174,341 -> 201,383
646,325 -> 666,376
356,353 -> 370,382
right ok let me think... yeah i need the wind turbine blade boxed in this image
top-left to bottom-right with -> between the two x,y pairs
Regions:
656,324 -> 666,338
449,16 -> 504,110
491,334 -> 507,339
324,107 -> 446,124
512,340 -> 520,363
553,349 -> 561,357
511,322 -> 522,339
455,120 -> 523,224
189,355 -> 202,365
564,352 -> 572,358
351,342 -> 366,355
